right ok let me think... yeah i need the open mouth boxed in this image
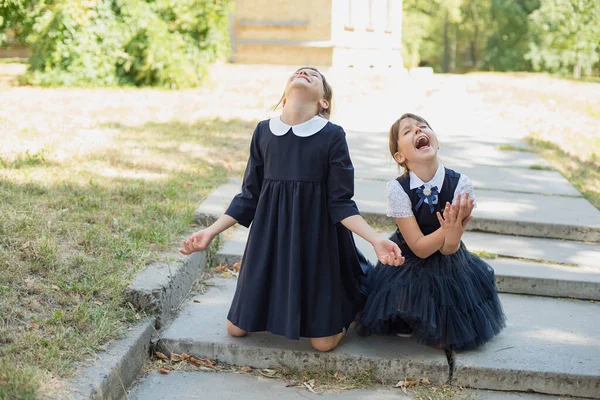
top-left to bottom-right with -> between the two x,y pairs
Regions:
415,135 -> 430,150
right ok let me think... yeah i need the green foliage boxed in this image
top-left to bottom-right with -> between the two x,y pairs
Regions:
526,0 -> 600,77
2,0 -> 230,88
484,0 -> 540,71
402,0 -> 599,77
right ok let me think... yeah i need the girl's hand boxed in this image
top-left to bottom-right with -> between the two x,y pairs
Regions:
374,238 -> 405,267
436,193 -> 474,244
180,229 -> 216,255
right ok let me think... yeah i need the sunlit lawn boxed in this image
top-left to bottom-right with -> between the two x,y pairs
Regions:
0,63 -> 257,399
1,62 -> 599,399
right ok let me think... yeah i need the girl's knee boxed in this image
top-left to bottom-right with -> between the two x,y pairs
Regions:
310,332 -> 343,352
226,320 -> 247,337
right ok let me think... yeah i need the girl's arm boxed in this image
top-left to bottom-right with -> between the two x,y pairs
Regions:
396,217 -> 446,259
180,215 -> 237,255
327,129 -> 403,266
438,194 -> 475,255
387,179 -> 444,259
181,124 -> 264,255
341,215 -> 404,266
439,176 -> 476,255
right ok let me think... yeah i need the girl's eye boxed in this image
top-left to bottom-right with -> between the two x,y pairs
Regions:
420,125 -> 427,129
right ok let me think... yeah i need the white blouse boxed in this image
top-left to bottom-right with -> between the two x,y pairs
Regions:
386,166 -> 476,218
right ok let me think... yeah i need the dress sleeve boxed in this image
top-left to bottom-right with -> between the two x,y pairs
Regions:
327,129 -> 360,224
386,180 -> 414,218
224,125 -> 264,227
453,174 -> 477,207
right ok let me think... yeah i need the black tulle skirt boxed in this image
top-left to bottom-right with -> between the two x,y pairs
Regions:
358,240 -> 506,351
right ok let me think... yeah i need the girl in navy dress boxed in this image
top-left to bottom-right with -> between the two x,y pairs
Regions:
181,67 -> 404,352
359,113 -> 505,352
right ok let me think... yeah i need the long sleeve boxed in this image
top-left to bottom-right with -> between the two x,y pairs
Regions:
327,129 -> 360,224
225,125 -> 264,227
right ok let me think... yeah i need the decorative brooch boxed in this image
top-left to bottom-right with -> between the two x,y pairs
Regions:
416,184 -> 439,213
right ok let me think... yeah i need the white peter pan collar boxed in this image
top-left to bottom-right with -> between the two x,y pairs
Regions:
268,115 -> 328,137
409,163 -> 445,190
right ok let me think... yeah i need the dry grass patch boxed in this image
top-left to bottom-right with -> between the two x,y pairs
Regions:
0,63 -> 256,398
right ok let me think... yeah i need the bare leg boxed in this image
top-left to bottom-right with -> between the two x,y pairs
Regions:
310,331 -> 344,352
227,320 -> 247,337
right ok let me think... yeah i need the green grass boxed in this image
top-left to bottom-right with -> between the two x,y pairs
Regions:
0,115 -> 254,397
470,251 -> 499,260
527,136 -> 600,210
528,164 -> 554,171
496,144 -> 530,152
0,57 -> 27,64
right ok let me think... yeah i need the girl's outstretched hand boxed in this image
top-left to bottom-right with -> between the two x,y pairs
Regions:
180,229 -> 216,255
374,238 -> 405,267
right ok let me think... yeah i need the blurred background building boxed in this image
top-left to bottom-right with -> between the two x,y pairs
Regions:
230,0 -> 404,67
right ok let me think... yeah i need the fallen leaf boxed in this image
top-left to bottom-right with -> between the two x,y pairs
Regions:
200,366 -> 215,372
170,353 -> 183,362
333,372 -> 346,381
405,378 -> 419,387
183,182 -> 193,188
421,377 -> 431,385
29,321 -> 40,329
155,351 -> 168,360
94,300 -> 104,306
51,285 -> 60,291
181,353 -> 191,361
159,368 -> 170,374
134,313 -> 141,320
231,262 -> 241,272
258,368 -> 278,378
240,366 -> 253,373
302,381 -> 322,395
215,264 -> 229,273
188,357 -> 217,370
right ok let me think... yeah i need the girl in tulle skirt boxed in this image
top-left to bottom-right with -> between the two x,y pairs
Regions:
358,113 -> 506,353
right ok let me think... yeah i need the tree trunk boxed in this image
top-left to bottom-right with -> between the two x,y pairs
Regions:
574,50 -> 582,79
574,60 -> 582,79
443,10 -> 450,73
451,24 -> 457,73
470,0 -> 479,69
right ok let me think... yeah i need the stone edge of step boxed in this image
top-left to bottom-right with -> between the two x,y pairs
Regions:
70,320 -> 155,400
194,181 -> 600,243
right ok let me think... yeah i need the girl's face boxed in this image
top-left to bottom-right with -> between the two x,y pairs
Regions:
393,117 -> 439,167
283,68 -> 329,110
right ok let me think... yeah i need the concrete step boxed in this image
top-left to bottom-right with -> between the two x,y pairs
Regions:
129,370 -> 565,400
345,131 -> 555,171
350,147 -> 580,197
159,277 -> 600,398
194,179 -> 600,243
354,179 -> 600,242
215,226 -> 600,300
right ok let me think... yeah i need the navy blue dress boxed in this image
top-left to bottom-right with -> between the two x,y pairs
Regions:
359,168 -> 506,351
225,118 -> 368,339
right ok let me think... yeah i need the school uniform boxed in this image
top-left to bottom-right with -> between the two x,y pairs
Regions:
226,116 -> 369,339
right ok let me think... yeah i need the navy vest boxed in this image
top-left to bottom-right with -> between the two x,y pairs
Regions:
392,168 -> 461,255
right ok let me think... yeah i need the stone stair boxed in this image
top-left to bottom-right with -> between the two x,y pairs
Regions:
129,116 -> 600,399
161,130 -> 600,399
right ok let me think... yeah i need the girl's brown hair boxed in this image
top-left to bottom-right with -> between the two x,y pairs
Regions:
389,113 -> 433,175
271,67 -> 333,120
